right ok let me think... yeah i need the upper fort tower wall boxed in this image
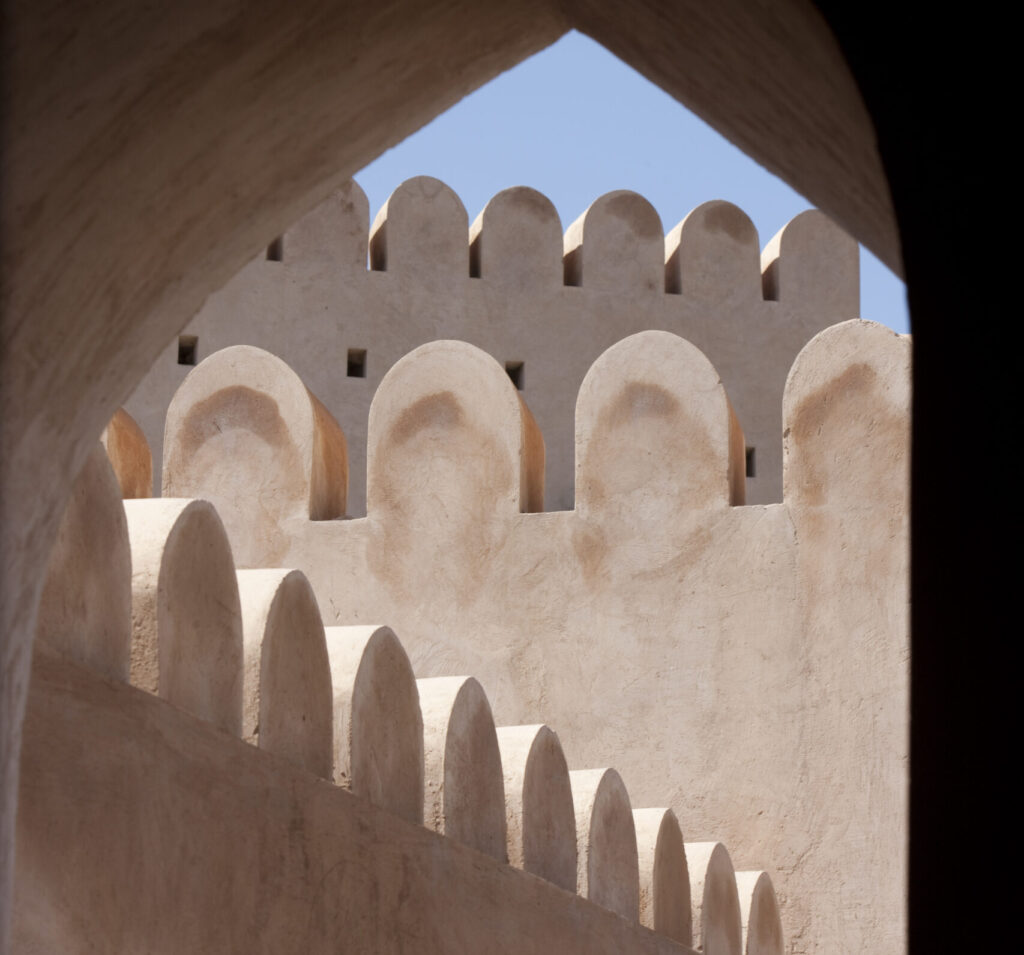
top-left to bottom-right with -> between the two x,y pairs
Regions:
125,177 -> 858,512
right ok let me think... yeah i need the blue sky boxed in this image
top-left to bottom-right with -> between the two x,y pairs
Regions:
356,31 -> 908,334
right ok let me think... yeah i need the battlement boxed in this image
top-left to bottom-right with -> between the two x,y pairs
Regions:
124,177 -> 859,515
19,432 -> 795,953
89,319 -> 911,950
156,321 -> 903,548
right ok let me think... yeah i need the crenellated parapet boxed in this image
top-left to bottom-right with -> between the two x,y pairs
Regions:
137,317 -> 907,949
20,446 -> 791,951
28,318 -> 902,950
124,177 -> 860,512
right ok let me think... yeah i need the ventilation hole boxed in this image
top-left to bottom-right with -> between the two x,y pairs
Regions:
347,349 -> 367,378
505,361 -> 524,390
745,447 -> 756,478
177,335 -> 198,366
266,237 -> 283,261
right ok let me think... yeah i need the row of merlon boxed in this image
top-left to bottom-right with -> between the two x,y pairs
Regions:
261,176 -> 856,304
145,323 -> 906,522
36,443 -> 783,954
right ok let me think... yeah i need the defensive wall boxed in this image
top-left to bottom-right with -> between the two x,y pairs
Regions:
17,435 -> 788,954
18,315 -> 910,952
124,177 -> 859,512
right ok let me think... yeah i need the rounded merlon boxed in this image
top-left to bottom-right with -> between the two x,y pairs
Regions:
665,200 -> 761,302
35,443 -> 132,682
569,767 -> 640,921
235,568 -> 333,779
417,675 -> 507,862
633,807 -> 691,944
735,870 -> 784,955
563,190 -> 664,292
101,407 -> 153,499
496,723 -> 577,891
325,624 -> 424,824
686,841 -> 743,955
469,186 -> 563,288
369,176 -> 468,280
122,498 -> 243,735
163,345 -> 347,566
575,329 -> 744,516
367,339 -> 544,518
783,318 -> 911,509
282,180 -> 369,273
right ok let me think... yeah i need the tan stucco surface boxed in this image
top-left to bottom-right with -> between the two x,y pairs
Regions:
101,409 -> 153,500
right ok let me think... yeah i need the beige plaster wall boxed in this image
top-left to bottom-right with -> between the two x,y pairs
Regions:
156,319 -> 910,952
125,178 -> 858,513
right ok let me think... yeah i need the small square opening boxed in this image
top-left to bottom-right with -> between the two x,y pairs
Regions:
266,237 -> 283,262
505,361 -> 524,390
745,447 -> 756,478
347,348 -> 367,378
178,335 -> 198,366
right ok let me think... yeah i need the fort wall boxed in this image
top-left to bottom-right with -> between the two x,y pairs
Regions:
146,318 -> 907,951
124,177 -> 859,512
16,425 -> 791,953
